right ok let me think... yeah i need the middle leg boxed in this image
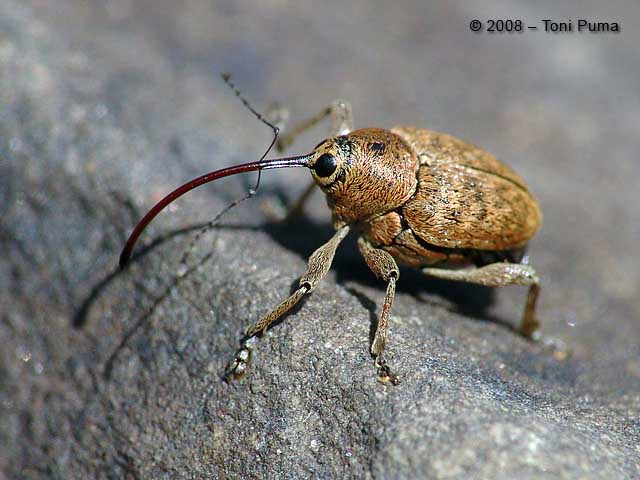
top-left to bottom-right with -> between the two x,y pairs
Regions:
357,237 -> 401,385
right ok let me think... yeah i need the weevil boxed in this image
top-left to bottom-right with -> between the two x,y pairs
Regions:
120,98 -> 545,385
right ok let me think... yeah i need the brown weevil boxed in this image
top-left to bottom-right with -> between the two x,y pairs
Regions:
120,97 -> 546,385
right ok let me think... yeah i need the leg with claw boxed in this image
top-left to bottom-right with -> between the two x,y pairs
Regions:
275,99 -> 353,151
225,225 -> 350,379
421,263 -> 569,359
421,262 -> 541,338
264,101 -> 354,221
357,237 -> 401,385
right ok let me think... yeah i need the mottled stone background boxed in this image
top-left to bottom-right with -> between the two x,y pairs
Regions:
1,1 -> 638,478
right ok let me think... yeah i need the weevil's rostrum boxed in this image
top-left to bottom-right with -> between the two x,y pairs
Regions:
120,98 -> 546,385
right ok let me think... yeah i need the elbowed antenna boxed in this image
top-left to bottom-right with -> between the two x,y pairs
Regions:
119,153 -> 313,269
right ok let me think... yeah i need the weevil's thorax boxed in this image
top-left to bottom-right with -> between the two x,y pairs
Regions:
309,128 -> 419,225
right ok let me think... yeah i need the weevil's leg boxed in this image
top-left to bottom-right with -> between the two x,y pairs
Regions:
421,262 -> 541,339
328,100 -> 354,137
247,224 -> 350,335
264,100 -> 354,222
357,237 -> 401,385
225,225 -> 350,380
357,238 -> 400,355
422,263 -> 569,359
278,99 -> 354,151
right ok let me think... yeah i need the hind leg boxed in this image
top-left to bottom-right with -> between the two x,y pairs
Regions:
421,263 -> 540,338
421,263 -> 569,359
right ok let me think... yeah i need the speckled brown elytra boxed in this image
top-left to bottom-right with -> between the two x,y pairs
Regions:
120,91 -> 546,385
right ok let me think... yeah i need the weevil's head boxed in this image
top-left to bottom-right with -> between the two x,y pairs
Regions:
308,128 -> 419,225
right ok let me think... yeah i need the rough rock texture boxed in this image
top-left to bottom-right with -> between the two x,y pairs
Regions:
1,1 -> 639,478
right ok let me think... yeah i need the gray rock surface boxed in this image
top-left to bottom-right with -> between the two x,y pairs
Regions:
1,1 -> 639,478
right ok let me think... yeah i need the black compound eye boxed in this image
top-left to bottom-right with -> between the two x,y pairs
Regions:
314,153 -> 337,178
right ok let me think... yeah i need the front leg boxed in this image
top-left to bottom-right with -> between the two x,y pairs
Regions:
357,237 -> 401,385
225,225 -> 350,380
263,101 -> 354,222
277,99 -> 354,151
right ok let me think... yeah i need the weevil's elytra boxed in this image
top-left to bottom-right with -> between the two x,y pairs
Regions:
120,94 -> 547,385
